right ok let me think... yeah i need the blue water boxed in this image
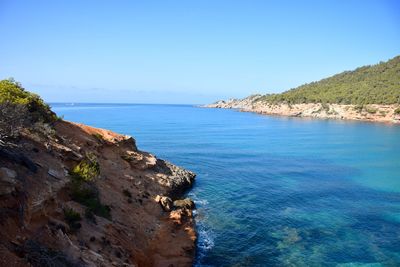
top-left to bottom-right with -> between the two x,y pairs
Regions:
52,103 -> 400,266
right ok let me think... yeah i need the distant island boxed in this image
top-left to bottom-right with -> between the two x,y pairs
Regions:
205,56 -> 400,123
0,79 -> 196,266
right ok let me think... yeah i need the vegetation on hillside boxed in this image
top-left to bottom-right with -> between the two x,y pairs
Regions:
0,78 -> 57,145
69,154 -> 111,220
0,78 -> 56,122
63,208 -> 82,232
258,56 -> 400,105
0,102 -> 28,142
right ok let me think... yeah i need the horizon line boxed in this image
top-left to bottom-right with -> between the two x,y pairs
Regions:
49,102 -> 204,106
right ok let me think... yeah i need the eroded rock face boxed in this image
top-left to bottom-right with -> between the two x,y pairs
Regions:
152,159 -> 196,197
122,150 -> 159,170
0,167 -> 18,195
155,195 -> 173,211
48,168 -> 66,180
0,120 -> 196,267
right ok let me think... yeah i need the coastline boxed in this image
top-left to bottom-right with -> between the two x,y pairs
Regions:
0,120 -> 196,266
203,96 -> 400,124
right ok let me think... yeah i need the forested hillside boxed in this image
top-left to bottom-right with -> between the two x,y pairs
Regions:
259,56 -> 400,105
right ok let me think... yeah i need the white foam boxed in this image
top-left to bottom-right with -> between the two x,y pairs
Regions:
194,219 -> 215,266
197,228 -> 215,250
196,199 -> 209,206
190,194 -> 214,265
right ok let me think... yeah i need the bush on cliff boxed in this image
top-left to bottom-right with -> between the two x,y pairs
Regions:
0,79 -> 57,145
0,102 -> 28,143
70,181 -> 111,220
0,78 -> 56,123
70,153 -> 100,182
70,183 -> 111,220
69,154 -> 111,220
63,208 -> 82,231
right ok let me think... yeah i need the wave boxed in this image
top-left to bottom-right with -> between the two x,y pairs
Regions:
190,193 -> 214,266
194,224 -> 215,266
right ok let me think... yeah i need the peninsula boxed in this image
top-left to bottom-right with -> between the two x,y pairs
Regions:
205,56 -> 400,123
0,79 -> 196,266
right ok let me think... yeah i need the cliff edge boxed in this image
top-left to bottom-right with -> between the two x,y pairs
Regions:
0,120 -> 196,267
0,80 -> 196,266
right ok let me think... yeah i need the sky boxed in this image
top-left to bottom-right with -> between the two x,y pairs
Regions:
0,0 -> 399,104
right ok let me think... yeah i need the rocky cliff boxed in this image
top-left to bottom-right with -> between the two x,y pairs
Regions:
205,97 -> 400,123
0,120 -> 196,266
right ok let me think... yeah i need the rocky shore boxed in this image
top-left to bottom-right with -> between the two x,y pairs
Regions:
0,120 -> 196,266
205,95 -> 400,124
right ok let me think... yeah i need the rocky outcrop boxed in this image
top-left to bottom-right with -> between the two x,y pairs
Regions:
204,94 -> 262,109
0,120 -> 196,266
154,195 -> 173,211
152,159 -> 196,197
173,198 -> 195,210
205,98 -> 400,123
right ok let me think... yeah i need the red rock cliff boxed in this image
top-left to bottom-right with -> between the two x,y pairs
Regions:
0,120 -> 196,267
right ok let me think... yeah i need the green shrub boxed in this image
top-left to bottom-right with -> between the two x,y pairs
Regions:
70,181 -> 97,201
64,208 -> 81,223
394,107 -> 400,115
84,199 -> 111,220
121,154 -> 132,162
0,79 -> 57,143
70,154 -> 100,182
63,208 -> 81,231
0,102 -> 28,142
69,156 -> 111,220
92,133 -> 104,142
0,78 -> 56,122
70,183 -> 111,220
354,105 -> 364,112
321,103 -> 330,111
365,106 -> 378,114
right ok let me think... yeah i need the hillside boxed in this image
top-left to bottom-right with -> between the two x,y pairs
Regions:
0,80 -> 196,266
259,56 -> 400,105
205,56 -> 400,123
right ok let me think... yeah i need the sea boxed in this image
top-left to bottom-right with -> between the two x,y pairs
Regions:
52,103 -> 400,266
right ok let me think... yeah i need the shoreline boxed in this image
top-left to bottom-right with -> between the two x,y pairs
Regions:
203,97 -> 400,124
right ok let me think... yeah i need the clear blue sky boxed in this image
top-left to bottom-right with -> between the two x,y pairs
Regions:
0,0 -> 399,104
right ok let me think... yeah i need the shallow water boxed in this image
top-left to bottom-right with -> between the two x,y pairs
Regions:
53,103 -> 400,266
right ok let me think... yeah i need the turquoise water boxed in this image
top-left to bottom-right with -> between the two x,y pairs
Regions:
52,103 -> 400,266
